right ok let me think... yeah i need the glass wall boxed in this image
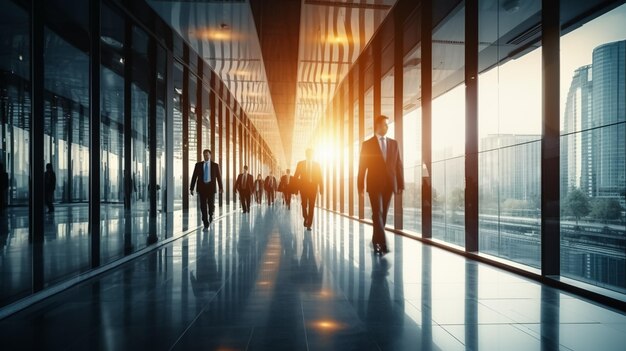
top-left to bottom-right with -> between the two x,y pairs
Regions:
381,67 -> 395,226
43,1 -> 91,286
402,46 -> 422,234
431,3 -> 465,246
560,4 -> 626,293
0,0 -> 31,306
478,0 -> 542,268
100,3 -> 126,263
0,0 -> 276,310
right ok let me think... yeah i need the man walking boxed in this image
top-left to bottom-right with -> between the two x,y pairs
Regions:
294,148 -> 323,230
264,171 -> 277,205
278,169 -> 294,210
357,115 -> 404,255
235,165 -> 254,213
190,149 -> 224,229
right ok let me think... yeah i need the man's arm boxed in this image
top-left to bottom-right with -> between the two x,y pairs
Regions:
357,142 -> 367,194
316,163 -> 323,194
395,141 -> 405,193
215,164 -> 223,192
190,164 -> 198,193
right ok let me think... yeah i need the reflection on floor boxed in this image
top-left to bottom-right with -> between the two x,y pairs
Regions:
1,203 -> 625,350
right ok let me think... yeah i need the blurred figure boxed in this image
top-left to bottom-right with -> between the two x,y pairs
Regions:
264,170 -> 277,206
235,165 -> 254,213
278,169 -> 294,210
293,148 -> 323,230
44,163 -> 56,213
190,149 -> 224,229
253,173 -> 264,205
358,115 -> 404,255
0,163 -> 7,215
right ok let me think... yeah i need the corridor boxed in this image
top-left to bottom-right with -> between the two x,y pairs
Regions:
1,203 -> 625,350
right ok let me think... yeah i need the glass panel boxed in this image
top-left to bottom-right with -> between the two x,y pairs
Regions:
155,45 -> 167,239
560,4 -> 626,293
130,26 -> 150,252
478,0 -> 542,268
43,16 -> 91,286
431,3 -> 465,246
402,46 -> 422,234
100,3 -> 125,263
381,68 -> 395,226
188,74 -> 198,224
173,62 -> 184,218
0,0 -> 32,307
353,100 -> 359,215
364,87 -> 374,218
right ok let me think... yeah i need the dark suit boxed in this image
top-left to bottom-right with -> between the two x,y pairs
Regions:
190,161 -> 223,227
357,136 -> 404,250
0,171 -> 8,214
294,160 -> 323,228
278,174 -> 294,209
264,176 -> 277,205
235,173 -> 254,212
253,179 -> 264,204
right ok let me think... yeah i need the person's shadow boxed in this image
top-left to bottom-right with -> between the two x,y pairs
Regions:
190,229 -> 221,299
296,230 -> 323,291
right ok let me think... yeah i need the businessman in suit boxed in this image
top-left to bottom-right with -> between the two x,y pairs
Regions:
278,169 -> 294,210
357,115 -> 404,255
264,171 -> 277,206
235,165 -> 254,213
294,148 -> 323,230
190,149 -> 224,230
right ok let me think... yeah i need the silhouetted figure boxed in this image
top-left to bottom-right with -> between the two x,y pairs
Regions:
0,163 -> 8,215
264,171 -> 277,206
293,148 -> 323,230
278,169 -> 294,210
190,149 -> 224,229
235,165 -> 254,213
44,163 -> 56,213
358,115 -> 404,255
253,173 -> 264,205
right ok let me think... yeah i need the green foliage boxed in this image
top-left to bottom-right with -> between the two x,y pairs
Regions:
563,188 -> 591,224
590,198 -> 623,222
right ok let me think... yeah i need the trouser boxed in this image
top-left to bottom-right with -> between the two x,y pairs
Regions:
239,191 -> 251,212
284,192 -> 291,208
0,190 -> 5,214
368,190 -> 392,248
266,190 -> 275,205
254,190 -> 262,204
199,191 -> 215,226
45,190 -> 54,212
301,190 -> 317,227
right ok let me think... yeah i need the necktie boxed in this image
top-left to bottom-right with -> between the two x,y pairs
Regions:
380,137 -> 387,162
204,162 -> 210,183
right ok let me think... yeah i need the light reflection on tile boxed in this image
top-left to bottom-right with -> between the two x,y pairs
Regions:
1,205 -> 626,350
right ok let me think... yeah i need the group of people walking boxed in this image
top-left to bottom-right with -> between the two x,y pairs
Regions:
189,114 -> 403,255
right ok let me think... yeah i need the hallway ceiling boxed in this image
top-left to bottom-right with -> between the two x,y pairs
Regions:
147,0 -> 397,167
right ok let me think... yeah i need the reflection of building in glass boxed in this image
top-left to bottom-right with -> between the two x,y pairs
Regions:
561,40 -> 626,207
561,65 -> 593,195
481,134 -> 540,202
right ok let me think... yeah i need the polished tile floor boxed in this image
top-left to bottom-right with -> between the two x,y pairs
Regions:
1,203 -> 626,350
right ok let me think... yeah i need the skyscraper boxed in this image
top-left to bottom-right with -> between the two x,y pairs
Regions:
561,40 -> 625,207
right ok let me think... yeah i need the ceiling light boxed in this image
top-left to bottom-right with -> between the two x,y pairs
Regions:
192,28 -> 233,41
323,35 -> 349,44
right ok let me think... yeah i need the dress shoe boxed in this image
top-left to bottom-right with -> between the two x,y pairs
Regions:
307,227 -> 311,231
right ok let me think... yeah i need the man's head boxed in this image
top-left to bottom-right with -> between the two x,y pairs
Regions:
374,115 -> 390,136
305,148 -> 314,161
203,149 -> 211,161
243,165 -> 249,173
257,173 -> 262,179
286,169 -> 291,175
